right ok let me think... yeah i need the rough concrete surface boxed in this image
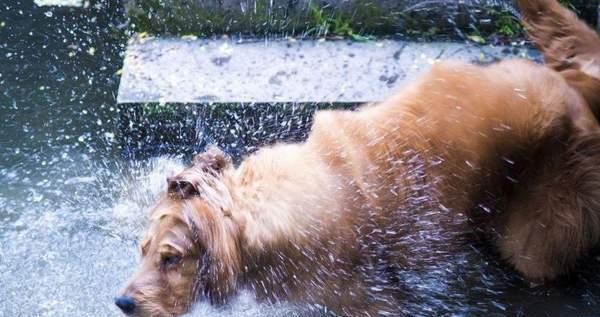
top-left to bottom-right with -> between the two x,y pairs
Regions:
34,0 -> 82,6
118,37 -> 540,104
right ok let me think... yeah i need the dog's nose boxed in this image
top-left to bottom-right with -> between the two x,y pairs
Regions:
115,296 -> 136,315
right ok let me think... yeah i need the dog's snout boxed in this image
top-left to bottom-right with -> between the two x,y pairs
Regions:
115,295 -> 137,315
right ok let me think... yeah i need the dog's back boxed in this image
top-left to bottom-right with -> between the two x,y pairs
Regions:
307,6 -> 600,279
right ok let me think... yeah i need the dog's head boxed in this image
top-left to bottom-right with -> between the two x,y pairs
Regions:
116,147 -> 241,317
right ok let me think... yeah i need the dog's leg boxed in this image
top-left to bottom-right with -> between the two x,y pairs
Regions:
518,0 -> 600,117
497,128 -> 600,281
517,0 -> 600,75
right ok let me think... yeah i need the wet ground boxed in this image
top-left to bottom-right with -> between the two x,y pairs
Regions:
1,1 -> 600,317
0,2 -> 136,316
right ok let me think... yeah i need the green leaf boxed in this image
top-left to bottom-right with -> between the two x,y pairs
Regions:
467,34 -> 486,44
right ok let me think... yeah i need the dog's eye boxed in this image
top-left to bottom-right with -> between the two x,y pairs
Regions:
161,254 -> 182,267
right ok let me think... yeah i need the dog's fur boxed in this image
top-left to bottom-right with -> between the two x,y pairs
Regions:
118,1 -> 600,316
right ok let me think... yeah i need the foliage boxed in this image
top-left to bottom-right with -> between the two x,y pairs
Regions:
465,6 -> 525,44
125,0 -> 390,39
142,103 -> 176,116
495,10 -> 522,37
306,0 -> 374,41
125,0 -> 593,41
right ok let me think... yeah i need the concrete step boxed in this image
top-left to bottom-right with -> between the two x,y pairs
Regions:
116,38 -> 541,159
117,38 -> 541,104
34,0 -> 83,6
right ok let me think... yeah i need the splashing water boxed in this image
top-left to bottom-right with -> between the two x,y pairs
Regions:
187,290 -> 307,317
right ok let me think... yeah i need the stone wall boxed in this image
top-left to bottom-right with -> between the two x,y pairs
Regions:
123,0 -> 599,39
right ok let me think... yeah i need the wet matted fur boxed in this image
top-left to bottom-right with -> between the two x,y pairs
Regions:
117,1 -> 600,316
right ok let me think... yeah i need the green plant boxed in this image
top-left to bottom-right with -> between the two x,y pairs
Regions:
558,0 -> 578,13
306,0 -> 374,41
142,103 -> 176,116
306,0 -> 329,36
467,32 -> 486,44
495,10 -> 522,37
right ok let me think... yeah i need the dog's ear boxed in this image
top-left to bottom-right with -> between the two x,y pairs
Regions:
167,176 -> 199,199
192,146 -> 231,174
167,146 -> 230,200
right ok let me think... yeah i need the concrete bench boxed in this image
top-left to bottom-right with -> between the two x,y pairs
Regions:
118,38 -> 540,104
116,38 -> 541,159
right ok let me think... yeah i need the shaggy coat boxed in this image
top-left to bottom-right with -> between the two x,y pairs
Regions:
117,0 -> 600,316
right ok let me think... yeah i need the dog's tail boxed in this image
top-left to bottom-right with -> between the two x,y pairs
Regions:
517,0 -> 600,117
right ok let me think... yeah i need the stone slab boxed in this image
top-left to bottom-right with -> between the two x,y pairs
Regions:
118,38 -> 541,104
34,0 -> 83,6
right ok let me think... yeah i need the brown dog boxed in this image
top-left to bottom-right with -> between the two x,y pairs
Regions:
116,1 -> 600,316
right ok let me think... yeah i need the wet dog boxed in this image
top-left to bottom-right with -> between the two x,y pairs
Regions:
116,0 -> 600,316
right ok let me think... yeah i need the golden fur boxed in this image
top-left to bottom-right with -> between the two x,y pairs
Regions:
117,1 -> 600,316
